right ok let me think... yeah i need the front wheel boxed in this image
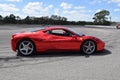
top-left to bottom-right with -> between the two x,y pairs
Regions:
17,40 -> 36,56
81,40 -> 96,55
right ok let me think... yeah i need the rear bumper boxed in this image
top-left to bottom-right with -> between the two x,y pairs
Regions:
11,38 -> 17,52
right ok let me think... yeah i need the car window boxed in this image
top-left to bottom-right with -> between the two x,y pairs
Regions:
52,29 -> 65,34
46,29 -> 72,37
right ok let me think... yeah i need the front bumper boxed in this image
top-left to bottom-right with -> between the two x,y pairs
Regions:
97,41 -> 105,51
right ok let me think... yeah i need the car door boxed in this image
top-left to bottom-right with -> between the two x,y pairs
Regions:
46,29 -> 81,51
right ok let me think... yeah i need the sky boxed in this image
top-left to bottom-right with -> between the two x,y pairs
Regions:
0,0 -> 120,22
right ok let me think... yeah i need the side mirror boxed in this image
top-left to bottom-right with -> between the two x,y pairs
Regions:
72,35 -> 77,39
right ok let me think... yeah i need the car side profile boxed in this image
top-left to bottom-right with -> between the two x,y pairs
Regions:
11,26 -> 105,56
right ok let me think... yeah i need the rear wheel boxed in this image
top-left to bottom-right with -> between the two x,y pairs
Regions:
17,40 -> 36,56
81,40 -> 96,55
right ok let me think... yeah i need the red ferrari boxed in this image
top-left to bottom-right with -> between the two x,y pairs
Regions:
116,24 -> 120,29
11,26 -> 105,56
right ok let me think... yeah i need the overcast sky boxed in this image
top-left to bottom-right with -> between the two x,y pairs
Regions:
0,0 -> 120,22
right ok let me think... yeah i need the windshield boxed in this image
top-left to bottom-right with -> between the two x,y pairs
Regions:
31,28 -> 44,32
68,28 -> 84,36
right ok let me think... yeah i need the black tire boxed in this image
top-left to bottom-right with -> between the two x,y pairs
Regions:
17,39 -> 36,56
81,40 -> 96,55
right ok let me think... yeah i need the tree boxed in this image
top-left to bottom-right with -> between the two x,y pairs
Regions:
93,10 -> 110,25
9,14 -> 16,23
50,15 -> 67,21
16,16 -> 21,20
0,15 -> 3,23
24,16 -> 32,24
16,16 -> 21,24
0,15 -> 2,20
51,15 -> 59,20
3,14 -> 17,23
62,17 -> 67,21
4,16 -> 9,23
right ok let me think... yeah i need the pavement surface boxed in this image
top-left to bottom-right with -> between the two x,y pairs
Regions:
0,24 -> 120,80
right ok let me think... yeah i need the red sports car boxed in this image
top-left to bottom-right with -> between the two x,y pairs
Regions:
116,24 -> 120,29
11,26 -> 105,56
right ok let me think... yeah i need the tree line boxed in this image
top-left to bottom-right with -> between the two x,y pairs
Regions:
0,14 -> 93,25
0,10 -> 111,25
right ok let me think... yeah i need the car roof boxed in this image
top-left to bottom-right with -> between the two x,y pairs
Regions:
44,26 -> 68,30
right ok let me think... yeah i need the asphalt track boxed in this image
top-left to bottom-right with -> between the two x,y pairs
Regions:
0,25 -> 120,80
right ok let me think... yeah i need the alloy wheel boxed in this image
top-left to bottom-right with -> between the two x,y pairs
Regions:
18,40 -> 34,56
82,40 -> 96,55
